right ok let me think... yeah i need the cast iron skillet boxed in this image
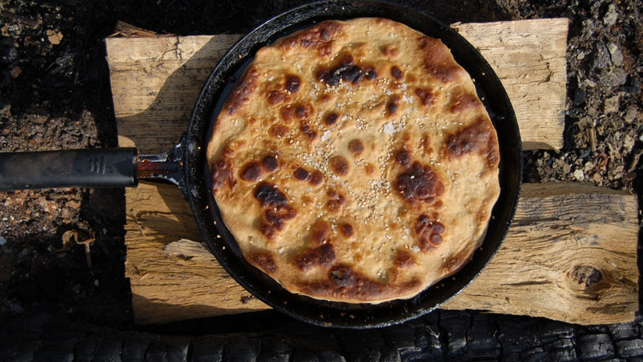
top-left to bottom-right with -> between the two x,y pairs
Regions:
0,0 -> 522,328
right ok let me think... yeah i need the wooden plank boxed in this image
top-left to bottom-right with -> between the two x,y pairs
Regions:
106,19 -> 568,153
442,182 -> 639,325
452,18 -> 569,151
122,178 -> 638,326
107,34 -> 240,154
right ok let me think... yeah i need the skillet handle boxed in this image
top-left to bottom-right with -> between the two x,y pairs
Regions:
0,148 -> 138,191
137,143 -> 185,187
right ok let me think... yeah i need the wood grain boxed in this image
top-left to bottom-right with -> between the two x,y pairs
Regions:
452,18 -> 568,151
442,182 -> 639,325
107,34 -> 240,154
106,19 -> 638,326
106,19 -> 567,153
122,178 -> 638,326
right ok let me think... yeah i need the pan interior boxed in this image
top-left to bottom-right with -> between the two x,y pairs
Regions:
184,0 -> 522,328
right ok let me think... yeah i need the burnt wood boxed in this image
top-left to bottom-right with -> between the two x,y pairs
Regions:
1,311 -> 641,361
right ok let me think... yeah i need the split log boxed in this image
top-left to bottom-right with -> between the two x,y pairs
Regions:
106,19 -> 569,154
452,19 -> 568,151
121,179 -> 638,325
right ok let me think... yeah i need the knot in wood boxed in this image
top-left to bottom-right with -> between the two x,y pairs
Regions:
571,265 -> 603,287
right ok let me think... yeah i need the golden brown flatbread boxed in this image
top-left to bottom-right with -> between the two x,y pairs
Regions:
206,18 -> 500,303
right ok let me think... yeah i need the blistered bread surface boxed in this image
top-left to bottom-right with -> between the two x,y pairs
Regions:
206,18 -> 500,304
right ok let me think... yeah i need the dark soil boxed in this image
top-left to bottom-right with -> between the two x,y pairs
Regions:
0,0 -> 641,333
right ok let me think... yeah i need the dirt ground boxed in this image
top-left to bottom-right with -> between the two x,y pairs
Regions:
0,0 -> 641,332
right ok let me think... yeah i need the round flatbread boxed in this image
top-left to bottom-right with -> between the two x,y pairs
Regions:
206,18 -> 500,304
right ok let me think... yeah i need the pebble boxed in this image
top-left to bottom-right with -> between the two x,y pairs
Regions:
599,67 -> 628,87
603,4 -> 618,26
607,43 -> 624,67
622,135 -> 634,152
623,106 -> 637,124
595,43 -> 612,68
573,88 -> 586,105
583,78 -> 596,88
0,236 -> 6,246
574,169 -> 585,181
603,96 -> 620,114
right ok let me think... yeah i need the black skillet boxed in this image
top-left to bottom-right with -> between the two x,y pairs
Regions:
0,0 -> 522,328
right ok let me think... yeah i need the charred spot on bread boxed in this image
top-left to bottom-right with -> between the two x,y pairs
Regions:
270,124 -> 289,138
261,155 -> 279,172
317,63 -> 362,86
285,74 -> 301,93
211,160 -> 234,193
240,162 -> 263,182
309,171 -> 324,186
296,244 -> 336,271
365,163 -> 377,176
449,92 -> 482,114
294,167 -> 310,181
395,150 -> 411,166
329,155 -> 350,176
391,66 -> 404,80
311,219 -> 332,245
295,105 -> 311,119
363,66 -> 378,80
260,223 -> 277,239
417,36 -> 462,84
416,214 -> 445,252
279,21 -> 342,56
415,88 -> 435,107
254,182 -> 288,208
295,264 -> 422,302
387,95 -> 400,117
266,89 -> 290,106
254,183 -> 297,239
300,121 -> 318,140
396,162 -> 445,204
446,117 -> 500,168
325,190 -> 346,213
316,53 -> 379,87
395,249 -> 416,267
348,139 -> 365,156
249,253 -> 277,274
380,44 -> 400,58
339,223 -> 354,238
324,113 -> 339,126
280,103 -> 313,122
262,205 -> 297,237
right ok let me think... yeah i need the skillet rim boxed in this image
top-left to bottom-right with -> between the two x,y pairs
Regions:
182,0 -> 522,328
